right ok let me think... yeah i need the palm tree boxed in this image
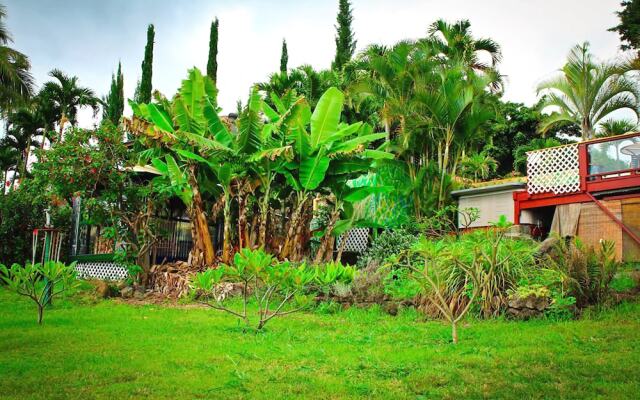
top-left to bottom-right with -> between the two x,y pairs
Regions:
6,106 -> 42,177
0,139 -> 18,194
598,119 -> 637,137
460,152 -> 498,182
0,4 -> 33,113
537,42 -> 640,140
39,69 -> 99,140
424,19 -> 502,91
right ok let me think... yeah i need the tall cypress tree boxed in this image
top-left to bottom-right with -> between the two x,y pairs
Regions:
207,18 -> 219,81
332,0 -> 356,71
135,24 -> 154,103
280,39 -> 288,74
103,62 -> 124,125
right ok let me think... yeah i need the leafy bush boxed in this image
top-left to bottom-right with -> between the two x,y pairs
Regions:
0,186 -> 71,266
356,228 -> 419,270
0,261 -> 78,324
548,237 -> 620,307
191,248 -> 356,330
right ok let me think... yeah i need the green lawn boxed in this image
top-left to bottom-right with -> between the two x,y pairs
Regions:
1,288 -> 639,399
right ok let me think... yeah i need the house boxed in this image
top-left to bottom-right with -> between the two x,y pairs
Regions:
453,132 -> 640,261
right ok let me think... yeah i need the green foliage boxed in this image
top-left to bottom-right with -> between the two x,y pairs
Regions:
0,261 -> 78,324
610,0 -> 640,52
103,62 -> 124,126
548,237 -> 621,307
135,24 -> 155,104
280,38 -> 288,74
332,0 -> 356,71
192,248 -> 356,330
356,227 -> 419,269
537,42 -> 640,139
0,183 -> 70,265
207,18 -> 219,81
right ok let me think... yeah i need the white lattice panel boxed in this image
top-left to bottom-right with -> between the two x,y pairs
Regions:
337,228 -> 370,253
75,262 -> 128,281
527,144 -> 580,195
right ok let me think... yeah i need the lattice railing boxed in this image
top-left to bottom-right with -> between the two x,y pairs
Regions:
75,262 -> 128,281
336,228 -> 370,253
527,144 -> 581,195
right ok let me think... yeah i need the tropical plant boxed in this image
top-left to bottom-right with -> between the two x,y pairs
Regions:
537,42 -> 640,140
191,247 -> 356,330
548,237 -> 620,307
598,118 -> 637,137
39,69 -> 100,139
0,4 -> 33,113
459,152 -> 498,182
4,106 -> 43,180
0,139 -> 18,192
128,68 -> 228,268
0,261 -> 78,324
410,238 -> 481,344
424,19 -> 502,89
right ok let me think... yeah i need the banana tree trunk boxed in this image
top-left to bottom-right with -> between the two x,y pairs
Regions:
281,194 -> 310,260
222,190 -> 233,264
314,205 -> 341,264
258,179 -> 271,249
187,166 -> 215,268
237,181 -> 249,250
291,200 -> 312,261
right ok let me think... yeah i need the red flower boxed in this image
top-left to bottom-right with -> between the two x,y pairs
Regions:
90,168 -> 97,174
5,181 -> 9,188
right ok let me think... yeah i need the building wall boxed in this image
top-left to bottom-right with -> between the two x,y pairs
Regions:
577,200 -> 624,261
458,190 -> 517,228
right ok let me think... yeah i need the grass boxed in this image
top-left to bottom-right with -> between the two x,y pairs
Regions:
1,288 -> 640,399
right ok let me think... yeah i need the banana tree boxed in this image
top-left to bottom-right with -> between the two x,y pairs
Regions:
276,87 -> 388,261
126,68 -> 230,268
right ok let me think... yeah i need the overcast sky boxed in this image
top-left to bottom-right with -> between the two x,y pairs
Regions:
4,0 -> 627,127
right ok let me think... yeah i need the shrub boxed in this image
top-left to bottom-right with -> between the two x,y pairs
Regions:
548,237 -> 620,307
0,187 -> 71,266
191,248 -> 356,330
0,261 -> 78,324
356,228 -> 419,270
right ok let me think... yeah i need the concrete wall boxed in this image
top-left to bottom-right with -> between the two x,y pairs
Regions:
457,190 -> 517,228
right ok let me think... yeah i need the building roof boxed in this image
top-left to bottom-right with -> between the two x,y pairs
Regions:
452,182 -> 526,198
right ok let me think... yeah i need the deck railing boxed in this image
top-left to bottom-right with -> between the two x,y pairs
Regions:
527,133 -> 640,196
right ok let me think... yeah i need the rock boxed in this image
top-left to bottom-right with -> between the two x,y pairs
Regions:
507,293 -> 549,319
120,286 -> 134,299
94,281 -> 113,299
383,302 -> 399,316
536,236 -> 560,256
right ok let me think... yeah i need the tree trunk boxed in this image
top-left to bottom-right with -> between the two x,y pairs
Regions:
290,199 -> 312,261
258,181 -> 271,248
451,321 -> 458,344
222,191 -> 233,263
187,166 -> 215,268
37,304 -> 44,325
314,206 -> 340,264
280,194 -> 308,260
236,180 -> 250,249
